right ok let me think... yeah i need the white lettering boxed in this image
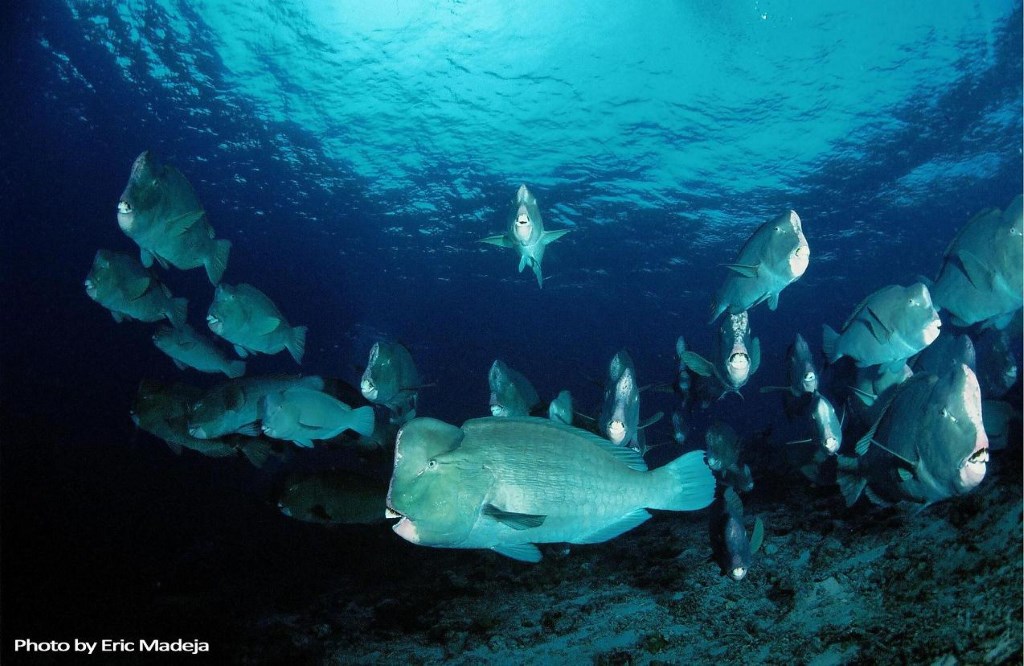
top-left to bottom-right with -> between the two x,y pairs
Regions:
74,639 -> 97,654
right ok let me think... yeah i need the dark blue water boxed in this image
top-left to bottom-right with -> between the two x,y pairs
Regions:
2,1 -> 1021,662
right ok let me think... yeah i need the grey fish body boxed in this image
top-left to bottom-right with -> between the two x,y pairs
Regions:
360,341 -> 421,421
681,312 -> 761,395
152,325 -> 245,378
973,327 -> 1019,399
207,283 -> 308,364
823,282 -> 941,370
708,487 -> 763,581
188,375 -> 324,439
260,387 -> 376,447
710,210 -> 810,323
599,351 -> 641,449
480,185 -> 570,288
931,195 -> 1023,328
278,471 -> 388,525
488,360 -> 540,417
838,365 -> 989,506
85,249 -> 187,328
548,390 -> 574,425
117,151 -> 231,284
911,332 -> 976,377
848,363 -> 913,426
808,393 -> 842,456
386,416 -> 715,562
704,420 -> 740,472
787,333 -> 818,396
131,380 -> 270,467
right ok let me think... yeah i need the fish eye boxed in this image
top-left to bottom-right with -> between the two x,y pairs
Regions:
117,200 -> 132,214
940,407 -> 957,423
427,459 -> 438,470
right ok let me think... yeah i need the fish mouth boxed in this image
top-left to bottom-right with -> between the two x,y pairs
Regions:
206,314 -> 222,332
959,447 -> 989,490
729,566 -> 748,581
490,403 -> 505,417
360,379 -> 378,401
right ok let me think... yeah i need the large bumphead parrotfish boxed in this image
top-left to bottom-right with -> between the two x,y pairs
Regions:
85,249 -> 187,328
822,282 -> 941,371
260,387 -> 375,447
131,380 -> 271,467
360,341 -> 421,423
481,185 -> 570,288
152,325 -> 246,378
708,487 -> 764,581
837,364 -> 989,507
187,375 -> 324,439
709,210 -> 809,323
277,470 -> 388,525
117,151 -> 231,284
488,360 -> 540,417
385,416 -> 715,562
931,195 -> 1023,329
682,311 -> 761,395
207,283 -> 308,364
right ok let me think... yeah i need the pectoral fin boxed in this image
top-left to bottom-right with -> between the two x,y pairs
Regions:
483,504 -> 546,530
491,543 -> 542,563
951,249 -> 991,289
750,517 -> 765,553
680,351 -> 715,377
540,229 -> 570,245
481,234 -> 514,248
638,412 -> 664,429
254,316 -> 282,336
865,306 -> 893,340
750,337 -> 761,375
723,263 -> 760,278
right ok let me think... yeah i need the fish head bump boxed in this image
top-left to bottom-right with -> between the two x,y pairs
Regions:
386,418 -> 478,546
925,365 -> 989,494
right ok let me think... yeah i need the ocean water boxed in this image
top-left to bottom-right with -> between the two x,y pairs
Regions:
1,1 -> 1021,663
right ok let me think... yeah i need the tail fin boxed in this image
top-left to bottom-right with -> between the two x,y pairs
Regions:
649,450 -> 716,512
167,297 -> 188,329
239,438 -> 272,468
346,405 -> 376,437
225,359 -> 246,379
835,455 -> 866,507
286,326 -> 308,364
822,324 -> 841,363
205,239 -> 231,284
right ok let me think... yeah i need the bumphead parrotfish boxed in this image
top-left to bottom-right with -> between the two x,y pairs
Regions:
207,283 -> 308,364
488,360 -> 540,417
823,282 -> 941,371
152,324 -> 246,378
360,341 -> 422,423
481,185 -> 570,288
385,416 -> 715,562
85,249 -> 187,328
837,364 -> 989,507
709,210 -> 809,323
931,195 -> 1023,328
117,151 -> 231,284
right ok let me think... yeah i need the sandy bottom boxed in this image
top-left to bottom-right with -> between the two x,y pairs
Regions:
234,450 -> 1023,665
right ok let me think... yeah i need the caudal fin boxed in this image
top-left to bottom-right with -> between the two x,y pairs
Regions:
822,324 -> 841,363
205,239 -> 231,284
346,405 -> 376,437
167,297 -> 188,329
286,326 -> 308,364
239,438 -> 272,468
649,450 -> 715,512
